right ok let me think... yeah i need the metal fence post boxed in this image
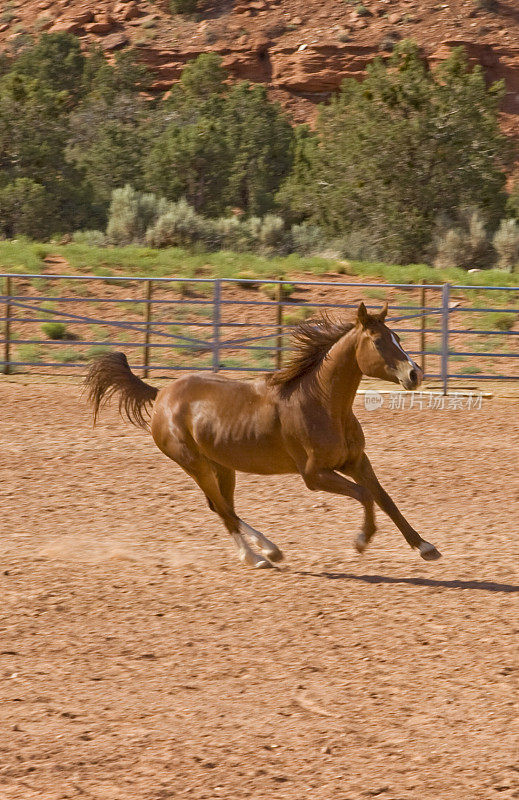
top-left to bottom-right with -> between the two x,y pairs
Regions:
440,282 -> 450,395
3,276 -> 12,375
142,279 -> 153,378
420,280 -> 426,376
212,279 -> 220,372
276,280 -> 283,371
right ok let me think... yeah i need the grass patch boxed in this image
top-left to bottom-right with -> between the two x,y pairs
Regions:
52,347 -> 84,363
86,344 -> 112,359
485,312 -> 517,331
0,240 -> 50,274
364,288 -> 388,300
2,241 -> 519,292
283,307 -> 313,326
120,301 -> 145,316
459,365 -> 483,374
14,344 -> 43,363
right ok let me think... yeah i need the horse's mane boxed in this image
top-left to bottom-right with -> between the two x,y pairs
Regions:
267,314 -> 356,389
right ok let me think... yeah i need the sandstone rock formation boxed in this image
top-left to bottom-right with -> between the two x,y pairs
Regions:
1,0 -> 518,140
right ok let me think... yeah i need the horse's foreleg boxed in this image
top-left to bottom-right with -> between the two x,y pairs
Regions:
215,465 -> 283,563
301,466 -> 376,549
240,522 -> 283,563
348,454 -> 441,561
188,461 -> 271,569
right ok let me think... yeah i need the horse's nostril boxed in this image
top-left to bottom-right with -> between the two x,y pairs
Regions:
409,369 -> 417,384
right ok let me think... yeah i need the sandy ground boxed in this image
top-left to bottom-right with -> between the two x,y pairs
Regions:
0,379 -> 518,800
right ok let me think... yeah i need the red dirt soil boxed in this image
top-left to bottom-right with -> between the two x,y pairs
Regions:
0,378 -> 518,799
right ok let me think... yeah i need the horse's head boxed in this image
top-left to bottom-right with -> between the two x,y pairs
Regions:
355,302 -> 422,390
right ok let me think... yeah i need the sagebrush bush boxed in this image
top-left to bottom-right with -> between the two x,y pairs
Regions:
493,219 -> 519,272
433,208 -> 495,269
145,199 -> 215,248
215,217 -> 252,252
290,223 -> 324,255
72,230 -> 107,247
215,215 -> 289,255
334,229 -> 384,262
433,228 -> 469,270
259,214 -> 289,254
106,185 -> 169,245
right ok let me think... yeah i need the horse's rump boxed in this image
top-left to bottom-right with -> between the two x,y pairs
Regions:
153,374 -> 297,475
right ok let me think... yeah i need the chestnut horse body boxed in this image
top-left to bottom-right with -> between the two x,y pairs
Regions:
85,303 -> 441,568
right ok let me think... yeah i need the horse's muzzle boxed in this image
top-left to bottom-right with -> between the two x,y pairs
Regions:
398,363 -> 423,391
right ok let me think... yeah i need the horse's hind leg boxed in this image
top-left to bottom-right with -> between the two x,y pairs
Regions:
215,465 -> 283,563
334,464 -> 376,554
188,460 -> 272,569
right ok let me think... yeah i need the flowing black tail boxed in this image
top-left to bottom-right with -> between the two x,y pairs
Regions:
83,352 -> 158,430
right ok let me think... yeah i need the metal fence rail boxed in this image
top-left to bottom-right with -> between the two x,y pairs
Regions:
1,273 -> 518,394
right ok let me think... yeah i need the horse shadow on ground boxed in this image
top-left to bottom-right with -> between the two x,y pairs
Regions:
295,571 -> 519,594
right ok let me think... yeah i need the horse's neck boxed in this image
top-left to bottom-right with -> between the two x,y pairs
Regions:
317,328 -> 362,415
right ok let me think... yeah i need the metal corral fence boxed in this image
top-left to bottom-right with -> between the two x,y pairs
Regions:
1,274 -> 518,394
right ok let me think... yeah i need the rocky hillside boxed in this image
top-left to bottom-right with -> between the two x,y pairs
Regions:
2,0 -> 519,136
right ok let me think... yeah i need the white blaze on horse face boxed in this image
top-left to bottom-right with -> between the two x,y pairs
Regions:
387,331 -> 422,388
390,332 -> 415,367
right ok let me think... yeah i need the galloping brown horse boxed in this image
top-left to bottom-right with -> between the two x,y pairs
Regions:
84,302 -> 441,568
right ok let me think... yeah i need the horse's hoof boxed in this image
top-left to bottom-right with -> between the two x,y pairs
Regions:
254,557 -> 272,569
419,541 -> 442,561
355,534 -> 367,555
265,546 -> 283,563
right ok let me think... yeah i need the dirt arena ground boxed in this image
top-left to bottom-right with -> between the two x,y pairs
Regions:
1,379 -> 518,800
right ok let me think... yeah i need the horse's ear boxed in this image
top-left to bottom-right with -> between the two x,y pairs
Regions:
357,302 -> 369,328
378,302 -> 388,322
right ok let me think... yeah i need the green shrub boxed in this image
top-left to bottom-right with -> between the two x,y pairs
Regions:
260,282 -> 296,300
34,14 -> 54,31
486,312 -> 516,331
475,0 -> 498,10
0,179 -> 51,240
215,217 -> 252,252
291,223 -> 324,255
493,219 -> 519,272
259,214 -> 289,254
72,230 -> 107,247
334,229 -> 384,262
106,185 -> 169,246
41,321 -> 68,339
145,199 -> 216,248
433,208 -> 495,270
193,213 -> 289,255
283,306 -> 313,325
169,0 -> 198,13
233,270 -> 260,289
279,43 -> 509,264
